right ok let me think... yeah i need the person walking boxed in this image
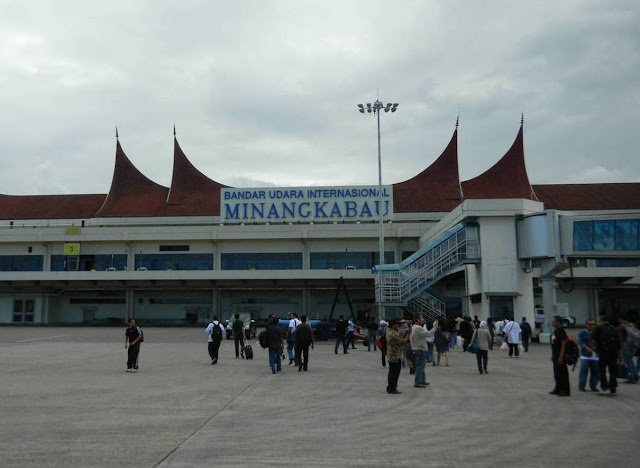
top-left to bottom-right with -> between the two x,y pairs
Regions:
386,319 -> 411,394
205,316 -> 225,365
124,318 -> 143,372
503,317 -> 522,357
294,315 -> 314,372
549,315 -> 570,397
366,317 -> 378,351
232,313 -> 245,359
377,320 -> 387,366
470,321 -> 491,374
334,315 -> 348,354
487,318 -> 495,350
618,314 -> 639,384
435,320 -> 450,366
410,315 -> 438,388
286,313 -> 302,365
578,319 -> 599,392
266,316 -> 285,374
520,317 -> 532,352
346,316 -> 357,349
592,315 -> 621,395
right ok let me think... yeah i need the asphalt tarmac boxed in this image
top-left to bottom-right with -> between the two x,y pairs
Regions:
1,327 -> 638,467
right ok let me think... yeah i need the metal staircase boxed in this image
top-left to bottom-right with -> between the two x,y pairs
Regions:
408,290 -> 446,321
373,223 -> 480,315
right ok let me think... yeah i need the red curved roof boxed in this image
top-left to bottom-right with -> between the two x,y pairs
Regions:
393,127 -> 462,212
161,138 -> 228,216
533,183 -> 640,210
461,125 -> 538,201
0,193 -> 105,220
95,140 -> 169,217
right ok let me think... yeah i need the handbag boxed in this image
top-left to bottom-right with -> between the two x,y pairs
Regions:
468,340 -> 479,354
500,342 -> 509,351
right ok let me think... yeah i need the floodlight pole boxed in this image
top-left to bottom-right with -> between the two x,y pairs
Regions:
357,99 -> 398,322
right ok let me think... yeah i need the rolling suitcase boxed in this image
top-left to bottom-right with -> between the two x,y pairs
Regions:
244,343 -> 254,360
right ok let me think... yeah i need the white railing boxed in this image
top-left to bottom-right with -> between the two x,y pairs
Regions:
408,292 -> 446,321
375,223 -> 480,305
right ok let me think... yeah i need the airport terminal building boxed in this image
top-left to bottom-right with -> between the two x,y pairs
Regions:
1,122 -> 639,326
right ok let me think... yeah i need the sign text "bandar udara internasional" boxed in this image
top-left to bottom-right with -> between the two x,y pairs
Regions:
221,185 -> 393,222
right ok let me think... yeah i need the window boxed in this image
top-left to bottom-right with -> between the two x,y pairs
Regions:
13,299 -> 35,322
159,245 -> 190,252
574,218 -> 640,252
310,251 -> 394,269
615,220 -> 638,251
0,255 -> 44,271
573,221 -> 593,251
221,253 -> 302,270
135,253 -> 213,270
51,255 -> 128,271
595,258 -> 640,267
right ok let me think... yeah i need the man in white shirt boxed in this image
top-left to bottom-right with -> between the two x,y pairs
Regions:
503,317 -> 522,358
286,313 -> 302,365
205,316 -> 225,364
410,315 -> 438,388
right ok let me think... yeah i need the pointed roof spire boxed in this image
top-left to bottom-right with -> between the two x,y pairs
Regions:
173,124 -> 176,137
96,138 -> 169,217
461,123 -> 537,201
393,125 -> 462,212
456,115 -> 459,128
521,113 -> 524,126
162,137 -> 228,215
115,126 -> 119,140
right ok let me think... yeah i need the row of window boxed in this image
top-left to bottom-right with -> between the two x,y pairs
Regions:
574,219 -> 639,251
0,252 -> 396,271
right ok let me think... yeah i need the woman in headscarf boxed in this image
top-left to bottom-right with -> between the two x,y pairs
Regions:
470,321 -> 492,374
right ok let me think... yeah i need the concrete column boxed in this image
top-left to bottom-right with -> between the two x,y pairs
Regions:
127,244 -> 135,271
541,277 -> 557,322
41,295 -> 49,324
212,289 -> 221,318
125,289 -> 134,320
302,288 -> 310,317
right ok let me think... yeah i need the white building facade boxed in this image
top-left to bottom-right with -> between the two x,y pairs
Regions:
1,123 -> 638,326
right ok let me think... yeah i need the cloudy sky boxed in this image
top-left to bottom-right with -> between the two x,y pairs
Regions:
1,0 -> 638,195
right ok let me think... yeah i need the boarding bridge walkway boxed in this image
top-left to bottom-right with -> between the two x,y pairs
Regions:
373,223 -> 481,321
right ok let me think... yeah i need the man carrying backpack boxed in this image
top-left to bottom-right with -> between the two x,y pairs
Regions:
206,315 -> 225,365
618,314 -> 639,384
294,315 -> 314,372
591,315 -> 621,395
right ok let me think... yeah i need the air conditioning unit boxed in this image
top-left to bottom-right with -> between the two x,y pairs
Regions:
106,267 -> 116,271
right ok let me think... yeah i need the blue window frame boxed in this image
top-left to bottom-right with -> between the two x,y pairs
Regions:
595,258 -> 640,267
574,218 -> 640,252
135,254 -> 213,271
0,255 -> 44,271
310,251 -> 394,269
51,255 -> 128,271
221,253 -> 302,270
573,221 -> 593,251
615,220 -> 638,251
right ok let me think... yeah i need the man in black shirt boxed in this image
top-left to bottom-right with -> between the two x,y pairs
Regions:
232,314 -> 245,359
549,315 -> 570,396
266,317 -> 284,374
520,317 -> 533,352
592,315 -> 621,395
334,315 -> 348,354
124,319 -> 143,373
